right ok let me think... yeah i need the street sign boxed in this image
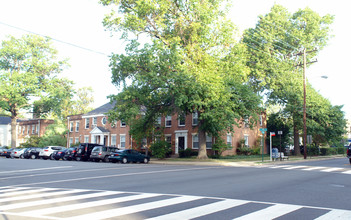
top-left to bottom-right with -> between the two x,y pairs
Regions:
270,132 -> 275,136
278,131 -> 283,135
259,128 -> 267,134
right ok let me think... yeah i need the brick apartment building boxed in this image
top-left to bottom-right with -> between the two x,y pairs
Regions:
67,102 -> 267,156
16,119 -> 55,146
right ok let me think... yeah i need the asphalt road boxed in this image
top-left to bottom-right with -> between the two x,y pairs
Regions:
0,157 -> 350,219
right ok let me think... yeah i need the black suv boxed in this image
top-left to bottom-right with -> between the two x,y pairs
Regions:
75,143 -> 104,161
23,147 -> 42,159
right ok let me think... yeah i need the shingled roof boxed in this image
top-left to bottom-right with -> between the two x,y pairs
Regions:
0,117 -> 11,125
83,102 -> 115,116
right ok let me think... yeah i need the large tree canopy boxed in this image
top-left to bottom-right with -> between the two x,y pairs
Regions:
101,0 -> 262,158
0,34 -> 73,147
242,4 -> 344,154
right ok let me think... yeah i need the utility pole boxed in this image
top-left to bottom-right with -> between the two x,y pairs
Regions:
296,48 -> 317,159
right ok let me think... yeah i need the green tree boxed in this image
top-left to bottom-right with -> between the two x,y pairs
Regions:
243,4 -> 334,154
39,120 -> 67,147
101,0 -> 262,159
0,34 -> 73,147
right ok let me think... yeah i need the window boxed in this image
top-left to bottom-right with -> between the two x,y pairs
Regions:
260,115 -> 263,127
85,118 -> 90,129
84,135 -> 89,143
192,134 -> 199,149
178,113 -> 185,126
111,120 -> 117,128
244,135 -> 249,147
165,135 -> 172,146
165,116 -> 172,127
227,134 -> 232,146
156,116 -> 161,126
32,125 -> 36,134
69,137 -> 73,147
141,138 -> 147,149
92,117 -> 97,126
18,126 -> 21,135
75,122 -> 80,132
22,126 -> 25,134
192,112 -> 198,126
75,137 -> 79,144
206,134 -> 212,149
120,120 -> 126,127
244,117 -> 249,128
36,124 -> 39,134
70,122 -> 73,132
102,117 -> 107,125
111,135 -> 116,146
120,135 -> 126,149
27,125 -> 30,134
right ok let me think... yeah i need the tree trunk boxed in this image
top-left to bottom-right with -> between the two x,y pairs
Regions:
197,129 -> 208,159
11,116 -> 17,148
293,123 -> 301,156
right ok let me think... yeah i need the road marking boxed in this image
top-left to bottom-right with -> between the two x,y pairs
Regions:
341,170 -> 351,174
146,199 -> 248,220
0,187 -> 56,198
234,204 -> 302,220
65,195 -> 202,220
314,209 -> 351,220
320,167 -> 344,172
302,166 -> 328,171
0,166 -> 73,174
8,166 -> 220,187
0,190 -> 118,210
283,165 -> 308,170
1,187 -> 351,220
21,193 -> 160,216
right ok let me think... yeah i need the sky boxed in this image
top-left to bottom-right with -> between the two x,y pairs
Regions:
0,0 -> 350,118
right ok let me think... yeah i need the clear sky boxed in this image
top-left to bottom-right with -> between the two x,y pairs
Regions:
0,0 -> 350,118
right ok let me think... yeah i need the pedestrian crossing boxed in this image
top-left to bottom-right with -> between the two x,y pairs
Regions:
0,186 -> 350,219
263,164 -> 351,175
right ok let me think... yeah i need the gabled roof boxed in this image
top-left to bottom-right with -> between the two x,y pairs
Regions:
84,102 -> 115,117
0,117 -> 11,125
90,126 -> 110,134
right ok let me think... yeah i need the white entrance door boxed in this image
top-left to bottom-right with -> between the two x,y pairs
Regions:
175,130 -> 188,154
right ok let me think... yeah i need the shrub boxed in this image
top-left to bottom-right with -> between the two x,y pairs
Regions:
212,138 -> 232,156
307,145 -> 320,156
150,140 -> 171,159
236,147 -> 253,155
179,148 -> 193,158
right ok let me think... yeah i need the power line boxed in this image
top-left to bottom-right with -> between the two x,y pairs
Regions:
0,21 -> 109,56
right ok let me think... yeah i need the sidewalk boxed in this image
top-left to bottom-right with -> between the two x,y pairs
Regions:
149,155 -> 346,167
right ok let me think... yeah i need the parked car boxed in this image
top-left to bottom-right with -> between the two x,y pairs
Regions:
63,147 -> 78,161
347,145 -> 351,164
11,148 -> 26,158
0,146 -> 9,156
39,146 -> 65,160
51,148 -> 68,160
108,149 -> 150,164
3,148 -> 15,158
90,146 -> 119,162
23,147 -> 42,159
75,143 -> 104,161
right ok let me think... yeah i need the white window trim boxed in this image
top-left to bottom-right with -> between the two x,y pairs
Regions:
227,133 -> 232,146
120,134 -> 126,149
70,122 -> 73,132
192,133 -> 199,149
84,135 -> 89,143
85,118 -> 90,129
178,114 -> 185,127
120,121 -> 126,127
111,134 -> 117,147
165,116 -> 172,127
244,134 -> 249,147
192,112 -> 198,126
75,122 -> 79,132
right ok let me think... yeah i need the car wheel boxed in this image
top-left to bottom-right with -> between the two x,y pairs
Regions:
143,158 -> 149,164
20,154 -> 24,159
122,157 -> 128,164
349,158 -> 351,164
31,154 -> 36,159
103,156 -> 109,163
76,157 -> 81,161
50,154 -> 54,160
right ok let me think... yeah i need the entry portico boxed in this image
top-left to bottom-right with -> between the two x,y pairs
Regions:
90,126 -> 110,146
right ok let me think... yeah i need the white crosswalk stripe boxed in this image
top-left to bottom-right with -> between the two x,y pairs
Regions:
0,187 -> 351,220
265,164 -> 351,174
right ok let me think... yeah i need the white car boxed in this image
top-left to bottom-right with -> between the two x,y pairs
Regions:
11,148 -> 26,158
39,146 -> 65,160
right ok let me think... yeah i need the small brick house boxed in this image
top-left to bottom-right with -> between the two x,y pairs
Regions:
16,118 -> 55,146
67,102 -> 267,156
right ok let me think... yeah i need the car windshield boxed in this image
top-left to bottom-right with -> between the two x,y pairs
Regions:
92,147 -> 101,152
